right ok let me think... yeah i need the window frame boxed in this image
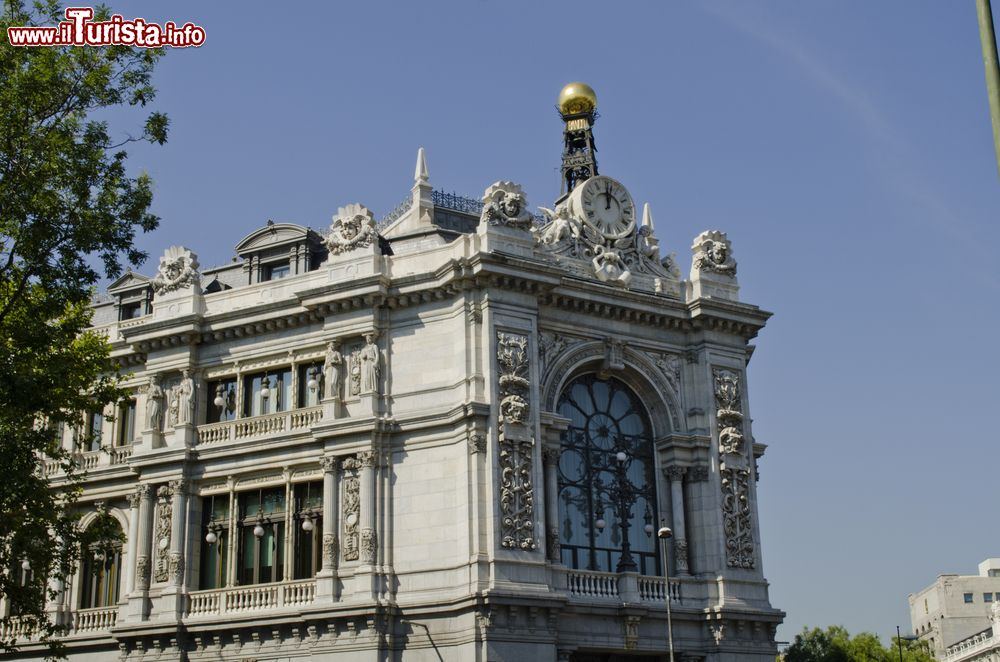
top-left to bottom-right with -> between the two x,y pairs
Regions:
556,374 -> 661,576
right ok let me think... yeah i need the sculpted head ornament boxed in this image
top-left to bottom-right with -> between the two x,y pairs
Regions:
151,246 -> 201,295
481,181 -> 533,230
692,230 -> 737,277
325,203 -> 377,256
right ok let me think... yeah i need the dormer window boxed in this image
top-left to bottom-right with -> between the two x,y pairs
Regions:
263,261 -> 290,281
235,223 -> 327,286
120,301 -> 144,320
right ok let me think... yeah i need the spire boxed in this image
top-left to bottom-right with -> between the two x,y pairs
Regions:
642,203 -> 653,230
557,82 -> 599,200
414,147 -> 429,185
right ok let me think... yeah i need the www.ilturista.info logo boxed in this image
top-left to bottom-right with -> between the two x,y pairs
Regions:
7,7 -> 205,48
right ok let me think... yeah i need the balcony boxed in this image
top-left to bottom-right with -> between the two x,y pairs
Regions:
72,606 -> 118,633
43,444 -> 135,478
563,569 -> 681,604
185,579 -> 316,619
197,406 -> 323,446
945,627 -> 997,662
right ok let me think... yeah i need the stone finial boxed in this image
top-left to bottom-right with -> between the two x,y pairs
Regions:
151,246 -> 201,295
414,147 -> 429,184
641,203 -> 653,231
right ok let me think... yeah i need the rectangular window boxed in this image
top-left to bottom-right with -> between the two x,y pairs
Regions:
986,593 -> 994,603
298,363 -> 324,407
990,569 -> 1000,577
237,488 -> 286,586
964,593 -> 974,603
199,495 -> 231,590
263,262 -> 290,281
293,481 -> 323,579
243,369 -> 292,417
87,412 -> 104,451
207,378 -> 238,423
119,301 -> 144,320
117,399 -> 136,446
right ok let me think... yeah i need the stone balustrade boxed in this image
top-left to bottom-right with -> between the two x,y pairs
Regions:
185,579 -> 316,618
566,569 -> 619,599
0,616 -> 34,641
78,450 -> 101,471
197,407 -> 322,446
109,444 -> 133,465
945,627 -> 996,662
565,569 -> 680,604
73,606 -> 119,633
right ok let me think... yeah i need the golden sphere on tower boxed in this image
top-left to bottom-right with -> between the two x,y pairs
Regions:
558,82 -> 597,116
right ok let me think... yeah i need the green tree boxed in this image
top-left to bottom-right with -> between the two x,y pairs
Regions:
785,626 -> 935,662
0,0 -> 167,653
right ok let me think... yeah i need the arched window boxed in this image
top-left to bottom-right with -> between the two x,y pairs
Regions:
557,374 -> 660,575
79,517 -> 123,609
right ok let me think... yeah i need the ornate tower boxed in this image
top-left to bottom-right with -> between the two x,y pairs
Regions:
557,82 -> 600,200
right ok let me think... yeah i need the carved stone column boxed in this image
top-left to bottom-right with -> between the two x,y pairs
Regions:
543,446 -> 561,563
124,489 -> 141,596
44,536 -> 67,626
353,450 -> 379,601
358,450 -> 378,566
167,479 -> 187,588
664,466 -> 690,576
157,479 -> 187,620
316,455 -> 341,603
127,484 -> 153,621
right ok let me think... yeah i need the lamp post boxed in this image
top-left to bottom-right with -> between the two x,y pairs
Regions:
978,0 -> 1000,180
896,626 -> 918,662
593,445 -> 648,573
658,526 -> 676,662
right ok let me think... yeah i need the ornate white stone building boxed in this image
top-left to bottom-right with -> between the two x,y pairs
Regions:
5,84 -> 783,661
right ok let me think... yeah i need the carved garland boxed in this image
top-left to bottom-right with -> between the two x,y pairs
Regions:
714,368 -> 754,569
496,331 -> 536,551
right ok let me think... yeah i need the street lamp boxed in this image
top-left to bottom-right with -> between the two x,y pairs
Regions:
896,625 -> 918,662
658,526 -> 676,662
592,442 -> 646,573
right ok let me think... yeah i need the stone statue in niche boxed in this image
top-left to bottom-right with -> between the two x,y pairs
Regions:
146,375 -> 164,431
176,369 -> 195,426
360,333 -> 380,394
325,340 -> 343,400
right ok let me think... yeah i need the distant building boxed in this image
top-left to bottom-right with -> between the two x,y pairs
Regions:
909,559 -> 1000,659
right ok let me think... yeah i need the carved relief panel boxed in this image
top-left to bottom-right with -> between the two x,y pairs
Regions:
713,368 -> 754,569
341,458 -> 360,562
496,330 -> 537,551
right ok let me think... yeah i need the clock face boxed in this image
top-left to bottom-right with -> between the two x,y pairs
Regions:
577,176 -> 635,239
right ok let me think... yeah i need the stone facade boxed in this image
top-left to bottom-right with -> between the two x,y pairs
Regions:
5,100 -> 783,661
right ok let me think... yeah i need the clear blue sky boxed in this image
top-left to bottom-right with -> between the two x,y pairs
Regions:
100,1 -> 1000,645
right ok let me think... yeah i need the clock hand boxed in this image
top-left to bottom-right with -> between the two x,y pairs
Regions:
605,193 -> 611,210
